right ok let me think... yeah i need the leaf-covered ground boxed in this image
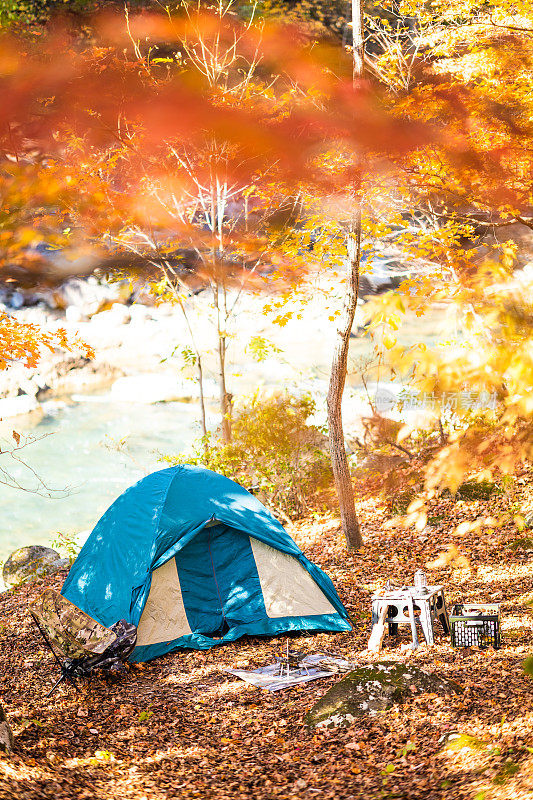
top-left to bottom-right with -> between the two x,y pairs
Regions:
1,481 -> 533,800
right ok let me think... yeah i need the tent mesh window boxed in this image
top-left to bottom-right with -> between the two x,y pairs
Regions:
450,603 -> 501,649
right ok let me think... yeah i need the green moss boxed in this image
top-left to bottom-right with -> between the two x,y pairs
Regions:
509,536 -> 533,551
493,761 -> 520,785
443,733 -> 488,752
305,663 -> 462,728
457,480 -> 500,501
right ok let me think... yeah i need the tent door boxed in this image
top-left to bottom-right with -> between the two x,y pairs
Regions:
175,524 -> 263,636
174,526 -> 227,638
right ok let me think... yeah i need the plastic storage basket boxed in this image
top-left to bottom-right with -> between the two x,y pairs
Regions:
450,603 -> 501,649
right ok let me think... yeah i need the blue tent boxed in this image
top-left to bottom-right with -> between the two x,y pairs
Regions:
61,465 -> 351,662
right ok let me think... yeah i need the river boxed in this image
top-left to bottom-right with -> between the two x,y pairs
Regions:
0,397 -> 200,571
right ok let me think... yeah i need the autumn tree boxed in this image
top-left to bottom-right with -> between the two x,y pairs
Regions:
104,1 -> 304,443
355,0 -> 533,502
326,0 -> 365,549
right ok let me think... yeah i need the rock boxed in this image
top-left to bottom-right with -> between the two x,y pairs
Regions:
110,373 -> 217,403
128,304 -> 152,323
305,662 -> 462,728
2,546 -> 69,588
65,305 -> 89,323
36,358 -> 121,398
357,254 -> 409,297
0,394 -> 42,420
15,378 -> 39,398
9,291 -> 24,310
457,480 -> 499,500
0,705 -> 14,755
52,277 -> 124,316
90,304 -> 131,326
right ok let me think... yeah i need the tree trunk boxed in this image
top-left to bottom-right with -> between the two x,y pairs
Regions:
196,354 -> 208,441
213,281 -> 232,443
177,297 -> 207,441
217,329 -> 232,443
351,0 -> 364,82
326,0 -> 365,550
327,214 -> 363,550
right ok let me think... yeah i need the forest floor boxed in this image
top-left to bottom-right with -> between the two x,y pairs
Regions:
1,477 -> 533,800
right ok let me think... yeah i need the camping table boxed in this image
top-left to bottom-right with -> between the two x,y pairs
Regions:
371,585 -> 450,648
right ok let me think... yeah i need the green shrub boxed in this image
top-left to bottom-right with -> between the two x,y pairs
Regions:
0,0 -> 97,25
0,0 -> 49,24
163,392 -> 332,519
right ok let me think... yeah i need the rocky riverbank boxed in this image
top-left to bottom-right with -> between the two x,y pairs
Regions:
0,273 -> 459,437
0,280 -> 222,421
0,276 -> 371,425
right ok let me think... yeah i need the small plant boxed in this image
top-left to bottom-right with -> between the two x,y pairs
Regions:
94,749 -> 114,761
443,733 -> 488,752
388,490 -> 416,516
397,741 -> 416,758
523,655 -> 533,677
493,760 -> 519,785
0,0 -> 93,25
51,531 -> 81,564
138,710 -> 153,723
18,717 -> 44,731
90,749 -> 116,765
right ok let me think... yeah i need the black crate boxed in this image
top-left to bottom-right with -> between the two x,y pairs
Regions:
450,603 -> 501,649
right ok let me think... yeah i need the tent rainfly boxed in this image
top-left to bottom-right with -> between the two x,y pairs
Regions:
61,465 -> 352,662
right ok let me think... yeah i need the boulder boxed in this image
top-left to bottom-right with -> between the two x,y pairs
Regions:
52,277 -> 126,316
8,291 -> 24,310
128,304 -> 152,324
2,546 -> 70,588
90,303 -> 131,326
37,358 -> 121,398
0,394 -> 42,421
305,662 -> 461,728
65,305 -> 89,323
110,373 -> 218,404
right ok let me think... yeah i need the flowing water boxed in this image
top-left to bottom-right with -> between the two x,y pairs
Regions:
0,397 -> 200,571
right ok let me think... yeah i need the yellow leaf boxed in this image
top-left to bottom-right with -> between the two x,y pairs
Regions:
383,332 -> 397,350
